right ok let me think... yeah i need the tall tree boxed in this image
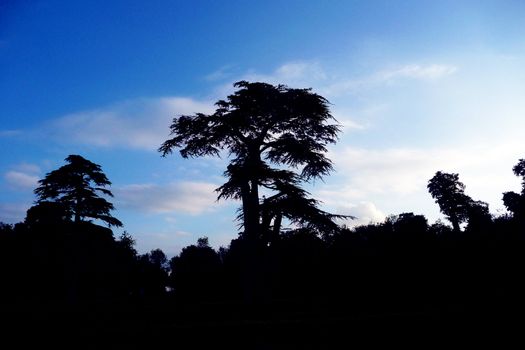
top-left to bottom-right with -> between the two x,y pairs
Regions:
160,81 -> 344,240
34,155 -> 122,227
427,171 -> 471,232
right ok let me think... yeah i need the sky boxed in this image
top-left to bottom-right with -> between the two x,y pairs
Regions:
1,0 -> 525,256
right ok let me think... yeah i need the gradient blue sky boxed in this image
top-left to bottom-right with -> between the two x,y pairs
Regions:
2,0 -> 525,255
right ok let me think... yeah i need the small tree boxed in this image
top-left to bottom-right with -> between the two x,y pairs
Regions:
149,248 -> 169,271
34,155 -> 122,227
169,237 -> 222,302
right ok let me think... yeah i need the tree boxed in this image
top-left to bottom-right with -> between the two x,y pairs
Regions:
427,171 -> 471,232
160,81 -> 345,241
503,158 -> 525,220
34,155 -> 122,227
168,237 -> 222,302
149,248 -> 168,271
136,249 -> 169,297
389,212 -> 429,240
25,201 -> 71,226
512,158 -> 525,191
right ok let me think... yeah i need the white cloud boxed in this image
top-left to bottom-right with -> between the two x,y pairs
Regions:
5,171 -> 39,190
212,61 -> 329,98
331,110 -> 367,131
116,181 -> 223,215
377,64 -> 457,81
334,202 -> 386,227
220,61 -> 456,99
321,63 -> 457,96
47,97 -> 214,151
316,140 -> 524,223
12,163 -> 41,174
332,142 -> 521,197
36,61 -> 457,152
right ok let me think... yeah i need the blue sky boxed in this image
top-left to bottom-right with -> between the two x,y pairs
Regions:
1,1 -> 525,255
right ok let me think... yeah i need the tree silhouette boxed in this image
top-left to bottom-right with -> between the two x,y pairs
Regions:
427,171 -> 471,232
25,201 -> 71,226
136,249 -> 169,296
149,248 -> 169,270
428,171 -> 491,232
169,236 -> 222,302
34,155 -> 122,227
503,158 -> 525,220
160,81 -> 344,240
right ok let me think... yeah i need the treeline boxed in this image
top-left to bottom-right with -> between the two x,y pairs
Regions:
1,162 -> 524,346
1,160 -> 524,317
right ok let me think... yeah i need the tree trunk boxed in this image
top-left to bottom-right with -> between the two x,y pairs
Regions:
271,213 -> 282,243
241,181 -> 260,240
74,198 -> 81,223
241,149 -> 262,240
260,199 -> 272,241
451,215 -> 460,232
241,182 -> 253,236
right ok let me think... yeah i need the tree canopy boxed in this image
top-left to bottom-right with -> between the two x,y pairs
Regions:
160,81 -> 346,241
34,154 -> 122,227
503,158 -> 525,220
427,171 -> 472,232
427,171 -> 489,232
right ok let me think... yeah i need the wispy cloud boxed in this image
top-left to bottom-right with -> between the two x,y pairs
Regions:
5,171 -> 39,190
242,61 -> 328,85
321,63 -> 458,96
205,65 -> 236,81
212,61 -> 329,97
12,163 -> 41,174
46,97 -> 214,151
332,111 -> 368,131
116,181 -> 225,215
239,61 -> 456,94
377,64 -> 457,81
339,144 -> 519,195
273,61 -> 328,81
24,60 -> 457,152
4,163 -> 41,190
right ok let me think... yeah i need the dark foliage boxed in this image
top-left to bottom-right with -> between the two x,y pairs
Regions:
168,237 -> 223,305
503,158 -> 525,223
160,81 -> 347,241
34,155 -> 122,227
428,171 -> 490,232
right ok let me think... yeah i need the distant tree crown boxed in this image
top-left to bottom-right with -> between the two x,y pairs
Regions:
34,154 -> 122,227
